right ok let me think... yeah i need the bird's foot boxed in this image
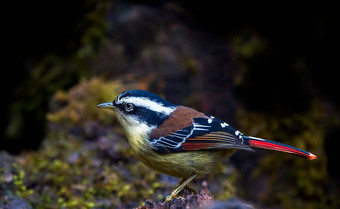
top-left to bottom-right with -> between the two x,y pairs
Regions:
166,174 -> 199,202
165,194 -> 186,202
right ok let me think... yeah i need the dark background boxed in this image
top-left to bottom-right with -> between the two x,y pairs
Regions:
1,1 -> 339,208
2,1 -> 338,153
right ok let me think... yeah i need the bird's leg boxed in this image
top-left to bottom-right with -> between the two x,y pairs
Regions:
174,177 -> 198,195
174,179 -> 198,194
166,174 -> 198,202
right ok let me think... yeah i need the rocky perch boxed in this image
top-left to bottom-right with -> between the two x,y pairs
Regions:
137,181 -> 253,209
0,151 -> 32,209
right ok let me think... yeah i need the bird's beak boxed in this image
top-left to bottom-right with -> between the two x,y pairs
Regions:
97,102 -> 115,109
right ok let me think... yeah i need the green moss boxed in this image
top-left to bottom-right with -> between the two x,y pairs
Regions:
10,76 -> 238,208
47,77 -> 121,125
10,78 -> 167,208
4,0 -> 113,148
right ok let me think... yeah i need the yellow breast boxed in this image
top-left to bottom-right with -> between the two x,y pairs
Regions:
125,131 -> 230,178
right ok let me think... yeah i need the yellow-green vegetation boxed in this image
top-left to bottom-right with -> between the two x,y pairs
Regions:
9,77 -> 337,208
47,77 -> 120,125
4,0 -> 113,148
11,78 -> 237,208
236,99 -> 340,208
13,78 -> 154,208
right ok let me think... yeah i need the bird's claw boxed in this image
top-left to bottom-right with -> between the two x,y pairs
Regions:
165,194 -> 186,202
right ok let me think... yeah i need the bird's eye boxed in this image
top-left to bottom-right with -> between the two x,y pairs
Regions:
123,103 -> 134,112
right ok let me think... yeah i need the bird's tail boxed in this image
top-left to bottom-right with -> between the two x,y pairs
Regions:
242,136 -> 317,160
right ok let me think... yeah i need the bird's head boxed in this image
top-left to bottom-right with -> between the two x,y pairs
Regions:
97,90 -> 177,135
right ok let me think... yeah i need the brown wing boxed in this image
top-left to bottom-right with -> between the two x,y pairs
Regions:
150,106 -> 208,139
150,116 -> 253,153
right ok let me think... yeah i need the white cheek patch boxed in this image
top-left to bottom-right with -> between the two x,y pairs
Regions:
125,114 -> 141,126
116,91 -> 127,104
115,111 -> 139,126
118,113 -> 155,137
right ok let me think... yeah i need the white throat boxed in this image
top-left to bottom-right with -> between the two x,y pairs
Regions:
115,110 -> 155,138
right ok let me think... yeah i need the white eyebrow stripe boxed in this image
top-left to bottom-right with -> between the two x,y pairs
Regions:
116,92 -> 127,104
119,97 -> 175,115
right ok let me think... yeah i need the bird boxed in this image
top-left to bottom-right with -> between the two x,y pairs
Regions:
97,90 -> 317,201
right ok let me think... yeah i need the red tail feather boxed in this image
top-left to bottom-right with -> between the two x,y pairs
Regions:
245,137 -> 317,160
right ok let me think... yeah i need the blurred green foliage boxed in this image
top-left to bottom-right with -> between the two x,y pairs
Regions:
4,0 -> 112,150
230,29 -> 339,209
47,77 -> 120,125
237,100 -> 340,208
3,2 -> 338,209
5,78 -> 238,208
